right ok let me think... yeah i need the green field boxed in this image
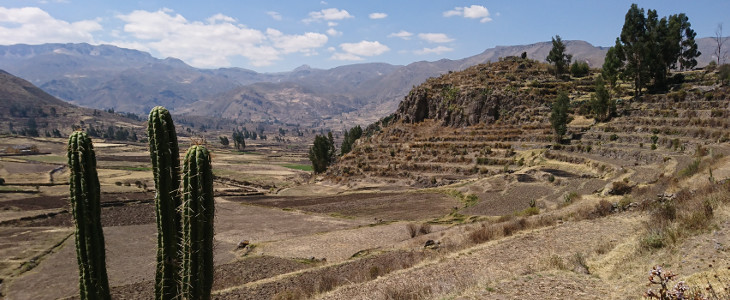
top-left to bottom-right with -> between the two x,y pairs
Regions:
282,164 -> 313,172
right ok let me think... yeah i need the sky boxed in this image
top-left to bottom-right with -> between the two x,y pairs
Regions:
0,0 -> 728,72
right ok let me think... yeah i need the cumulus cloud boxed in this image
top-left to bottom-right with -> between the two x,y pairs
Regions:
417,33 -> 454,43
388,30 -> 413,40
369,12 -> 387,19
304,8 -> 353,23
443,5 -> 492,23
116,9 -> 328,68
0,6 -> 102,44
414,46 -> 454,55
266,11 -> 282,21
266,28 -> 328,54
326,28 -> 342,37
331,40 -> 389,61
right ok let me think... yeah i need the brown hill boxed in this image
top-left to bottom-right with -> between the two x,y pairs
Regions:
0,69 -> 144,138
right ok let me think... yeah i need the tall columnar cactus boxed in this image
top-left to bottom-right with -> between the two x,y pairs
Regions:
181,145 -> 215,300
67,131 -> 111,300
148,106 -> 183,300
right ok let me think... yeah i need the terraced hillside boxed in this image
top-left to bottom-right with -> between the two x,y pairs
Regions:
328,57 -> 730,214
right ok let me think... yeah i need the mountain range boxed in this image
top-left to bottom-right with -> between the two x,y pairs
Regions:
0,37 -> 722,128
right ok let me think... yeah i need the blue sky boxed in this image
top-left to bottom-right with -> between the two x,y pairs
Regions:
0,0 -> 728,72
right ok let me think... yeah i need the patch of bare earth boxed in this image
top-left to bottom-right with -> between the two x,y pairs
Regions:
226,191 -> 458,221
4,198 -> 369,299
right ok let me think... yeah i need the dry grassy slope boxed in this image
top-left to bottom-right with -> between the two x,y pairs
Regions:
328,57 -> 730,191
0,69 -> 144,136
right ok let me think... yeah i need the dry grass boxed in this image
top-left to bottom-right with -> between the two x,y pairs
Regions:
639,181 -> 730,251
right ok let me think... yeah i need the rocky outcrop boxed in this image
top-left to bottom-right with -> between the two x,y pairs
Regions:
394,57 -> 554,128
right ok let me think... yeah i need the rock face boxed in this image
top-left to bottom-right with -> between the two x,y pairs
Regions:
394,57 -> 554,128
395,84 -> 501,127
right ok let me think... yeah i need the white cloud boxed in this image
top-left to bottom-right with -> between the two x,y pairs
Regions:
388,30 -> 413,40
304,8 -> 353,23
414,46 -> 454,55
0,6 -> 101,44
443,5 -> 492,23
326,28 -> 342,37
418,33 -> 454,43
115,9 -> 328,68
369,12 -> 387,19
331,40 -> 389,61
207,13 -> 236,24
266,28 -> 328,54
266,11 -> 282,21
327,21 -> 338,27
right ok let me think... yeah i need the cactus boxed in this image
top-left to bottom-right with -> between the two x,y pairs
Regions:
181,145 -> 215,300
148,106 -> 183,300
67,131 -> 110,300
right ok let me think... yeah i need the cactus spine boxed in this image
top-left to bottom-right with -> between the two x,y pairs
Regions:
181,145 -> 215,300
68,131 -> 111,300
148,106 -> 183,300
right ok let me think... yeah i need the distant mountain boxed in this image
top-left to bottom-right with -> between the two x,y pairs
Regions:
0,38 -> 722,128
0,69 -> 142,137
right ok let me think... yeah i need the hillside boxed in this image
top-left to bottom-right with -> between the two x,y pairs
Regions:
0,69 -> 144,139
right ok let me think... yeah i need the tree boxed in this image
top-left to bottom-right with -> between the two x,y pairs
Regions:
715,23 -> 729,65
340,125 -> 362,156
26,118 -> 39,137
219,136 -> 229,146
590,77 -> 615,122
602,41 -> 623,90
550,91 -> 570,143
232,129 -> 245,151
719,64 -> 730,86
309,133 -> 336,173
546,35 -> 572,78
570,61 -> 590,77
615,4 -> 701,95
618,4 -> 650,97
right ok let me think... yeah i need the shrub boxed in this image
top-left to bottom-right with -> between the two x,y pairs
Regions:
469,224 -> 499,244
609,181 -> 632,195
563,192 -> 580,204
593,200 -> 614,217
719,64 -> 730,86
406,223 -> 419,238
678,158 -> 701,177
418,223 -> 432,235
570,61 -> 590,77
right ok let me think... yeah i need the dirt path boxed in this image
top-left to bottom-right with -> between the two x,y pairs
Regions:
317,213 -> 644,300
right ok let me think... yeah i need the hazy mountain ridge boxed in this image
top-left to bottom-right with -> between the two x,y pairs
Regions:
0,69 -> 143,136
0,38 -> 722,127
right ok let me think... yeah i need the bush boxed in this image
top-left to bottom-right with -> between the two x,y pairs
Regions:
418,223 -> 432,235
563,192 -> 580,204
609,181 -> 632,195
469,224 -> 499,244
719,64 -> 730,86
597,199 -> 614,214
406,223 -> 419,238
570,61 -> 590,77
0,177 -> 4,185
678,158 -> 701,177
